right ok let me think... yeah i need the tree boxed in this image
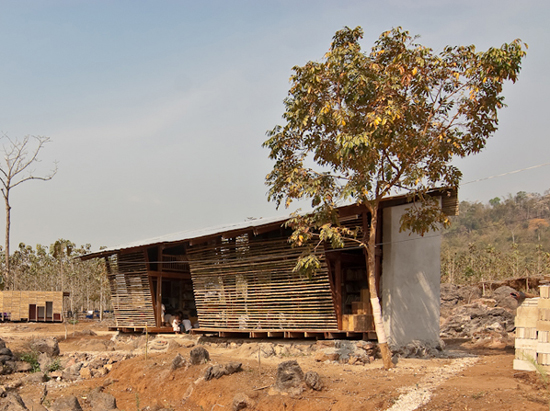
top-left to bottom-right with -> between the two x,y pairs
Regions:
263,26 -> 526,369
0,134 -> 57,289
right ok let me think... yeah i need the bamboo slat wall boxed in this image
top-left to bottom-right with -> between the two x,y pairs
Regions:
187,234 -> 338,330
108,252 -> 156,327
0,291 -> 64,321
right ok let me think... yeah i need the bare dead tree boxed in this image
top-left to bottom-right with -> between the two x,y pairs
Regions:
0,134 -> 57,289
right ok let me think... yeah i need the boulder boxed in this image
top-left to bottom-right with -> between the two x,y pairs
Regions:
275,360 -> 304,392
87,388 -> 117,410
170,353 -> 187,371
305,371 -> 322,391
49,396 -> 82,411
30,338 -> 59,357
189,346 -> 210,365
0,392 -> 28,411
492,286 -> 520,310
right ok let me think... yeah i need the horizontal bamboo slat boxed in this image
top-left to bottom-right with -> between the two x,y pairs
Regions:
108,252 -> 156,327
187,235 -> 338,330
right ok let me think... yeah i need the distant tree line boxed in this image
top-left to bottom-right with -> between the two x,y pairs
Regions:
442,189 -> 550,286
0,239 -> 110,316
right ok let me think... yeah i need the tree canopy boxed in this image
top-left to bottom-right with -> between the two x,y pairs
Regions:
264,26 -> 526,238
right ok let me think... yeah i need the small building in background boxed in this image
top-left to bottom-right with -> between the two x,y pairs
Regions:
0,291 -> 69,322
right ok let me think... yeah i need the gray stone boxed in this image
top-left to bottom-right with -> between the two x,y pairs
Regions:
23,373 -> 47,384
189,346 -> 210,365
50,396 -> 82,411
31,338 -> 60,357
0,392 -> 28,411
62,362 -> 83,381
492,286 -> 520,310
38,352 -> 54,373
0,348 -> 12,357
204,362 -> 242,381
305,371 -> 322,391
170,353 -> 187,371
88,388 -> 117,410
275,360 -> 304,391
0,355 -> 12,365
14,361 -> 32,373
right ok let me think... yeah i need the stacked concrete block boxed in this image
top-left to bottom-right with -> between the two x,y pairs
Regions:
513,285 -> 550,371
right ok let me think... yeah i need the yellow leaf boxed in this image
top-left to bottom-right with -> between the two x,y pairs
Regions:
412,67 -> 418,75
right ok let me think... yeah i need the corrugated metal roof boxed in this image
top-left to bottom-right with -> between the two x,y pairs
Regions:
82,213 -> 290,259
81,187 -> 457,260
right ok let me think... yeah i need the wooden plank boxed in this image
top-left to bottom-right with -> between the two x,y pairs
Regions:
267,331 -> 284,338
304,332 -> 325,338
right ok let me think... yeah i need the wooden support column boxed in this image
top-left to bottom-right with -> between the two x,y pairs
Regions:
335,254 -> 343,330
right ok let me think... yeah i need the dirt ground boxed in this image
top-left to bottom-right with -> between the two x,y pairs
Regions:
0,321 -> 548,411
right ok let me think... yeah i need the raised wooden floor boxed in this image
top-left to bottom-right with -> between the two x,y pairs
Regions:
191,328 -> 377,340
108,326 -> 377,340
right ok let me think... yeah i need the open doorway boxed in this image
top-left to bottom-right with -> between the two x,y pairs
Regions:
327,249 -> 374,332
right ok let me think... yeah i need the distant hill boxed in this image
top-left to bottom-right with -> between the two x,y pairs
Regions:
441,190 -> 550,285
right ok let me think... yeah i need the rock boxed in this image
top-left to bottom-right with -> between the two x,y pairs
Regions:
259,343 -> 275,358
189,346 -> 210,365
0,348 -> 12,357
390,340 -> 443,358
62,362 -> 83,381
31,338 -> 59,357
440,301 -> 515,340
0,355 -> 12,365
232,393 -> 254,411
457,286 -> 482,304
23,373 -> 47,384
80,367 -> 92,379
204,362 -> 242,381
87,388 -> 117,410
38,352 -> 54,373
0,392 -> 28,411
275,360 -> 304,392
170,353 -> 187,371
492,286 -> 520,310
314,351 -> 340,362
304,371 -> 322,391
50,396 -> 82,411
14,361 -> 32,373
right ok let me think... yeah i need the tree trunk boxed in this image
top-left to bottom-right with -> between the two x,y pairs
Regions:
4,193 -> 10,290
364,206 -> 393,369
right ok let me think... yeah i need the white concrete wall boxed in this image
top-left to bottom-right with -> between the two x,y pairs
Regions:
381,203 -> 441,347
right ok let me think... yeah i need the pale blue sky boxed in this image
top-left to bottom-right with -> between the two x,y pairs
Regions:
0,0 -> 548,250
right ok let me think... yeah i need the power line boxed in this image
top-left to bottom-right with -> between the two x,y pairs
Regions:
461,162 -> 550,186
